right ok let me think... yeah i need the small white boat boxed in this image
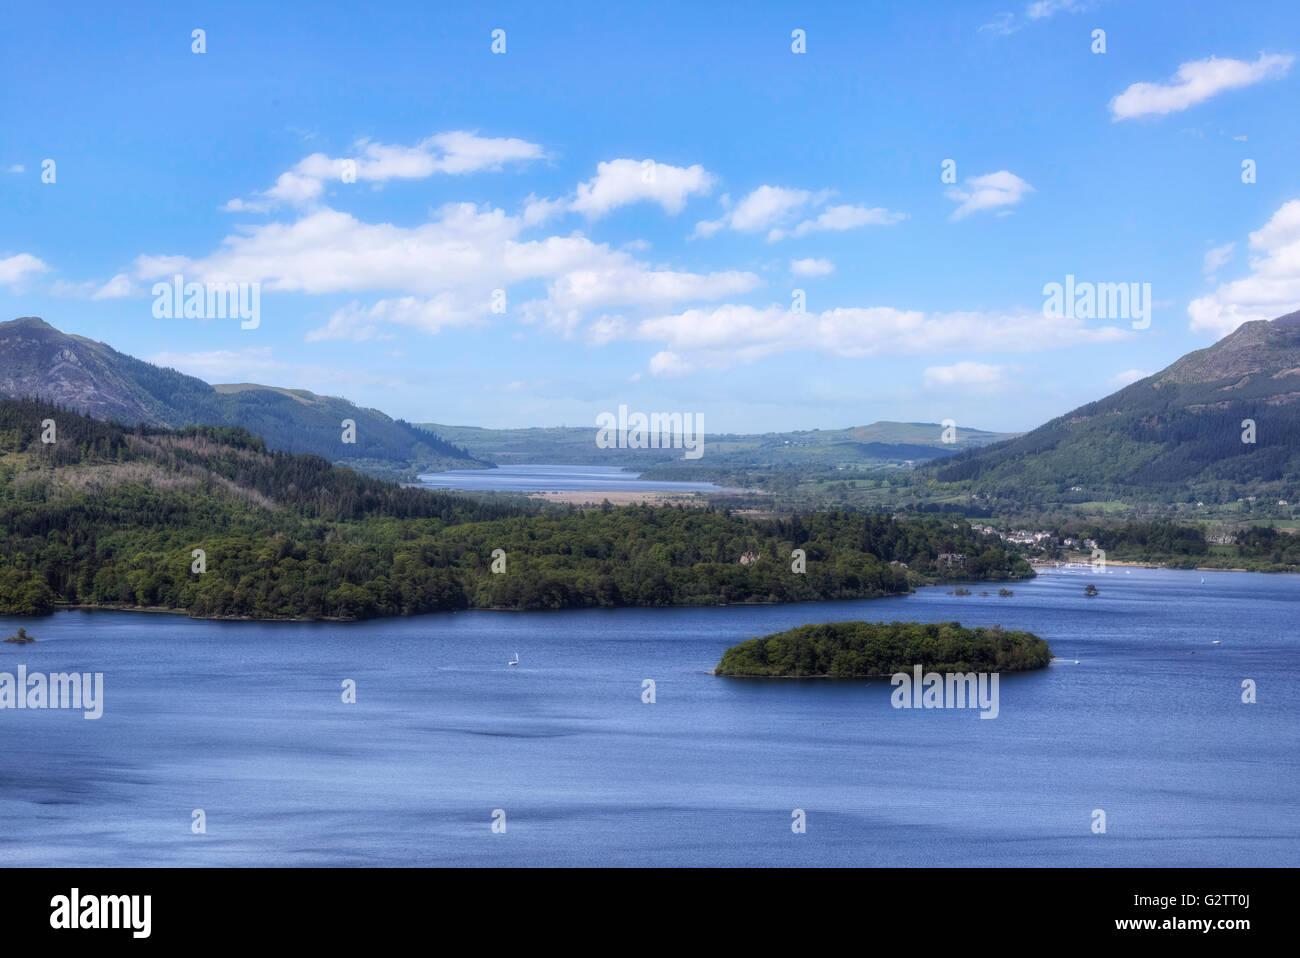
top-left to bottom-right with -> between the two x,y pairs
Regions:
1211,640 -> 1221,644
508,652 -> 520,667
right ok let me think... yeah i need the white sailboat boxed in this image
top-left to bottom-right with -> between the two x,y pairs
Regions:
508,651 -> 520,667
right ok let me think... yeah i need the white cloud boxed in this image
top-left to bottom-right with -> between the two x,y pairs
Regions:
133,254 -> 191,278
542,264 -> 760,311
46,272 -> 133,301
981,0 -> 1089,35
6,164 -> 24,174
0,253 -> 48,287
146,346 -> 285,381
1189,199 -> 1300,337
923,362 -> 1008,390
92,273 -> 134,299
139,204 -> 554,295
521,194 -> 566,227
648,350 -> 693,378
136,199 -> 760,343
307,294 -> 479,342
694,185 -> 814,237
568,159 -> 714,218
1110,53 -> 1294,121
1203,243 -> 1235,277
419,131 -> 546,175
1109,368 -> 1151,388
696,186 -> 902,241
790,258 -> 834,277
632,303 -> 1130,374
224,132 -> 546,211
524,262 -> 762,339
773,204 -> 906,241
1026,0 -> 1085,18
581,316 -> 629,346
946,171 -> 1034,220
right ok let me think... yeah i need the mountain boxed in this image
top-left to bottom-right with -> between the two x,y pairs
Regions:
924,309 -> 1300,513
419,419 -> 1015,471
0,317 -> 481,475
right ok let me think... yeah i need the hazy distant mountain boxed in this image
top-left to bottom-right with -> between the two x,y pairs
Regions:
0,317 -> 480,473
420,419 -> 1015,470
927,309 -> 1300,508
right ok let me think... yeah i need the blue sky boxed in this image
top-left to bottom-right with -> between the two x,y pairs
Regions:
2,0 -> 1298,433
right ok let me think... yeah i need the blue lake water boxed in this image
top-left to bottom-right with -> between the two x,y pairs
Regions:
415,463 -> 739,493
1,566 -> 1296,866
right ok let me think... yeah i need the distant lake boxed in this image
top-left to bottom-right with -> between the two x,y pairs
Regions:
1,566 -> 1296,866
416,463 -> 741,493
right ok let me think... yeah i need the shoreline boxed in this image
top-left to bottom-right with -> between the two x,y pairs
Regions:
1030,558 -> 1283,574
37,589 -> 914,623
18,563 -> 1283,625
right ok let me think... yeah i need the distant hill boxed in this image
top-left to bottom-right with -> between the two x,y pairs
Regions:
0,317 -> 480,474
924,309 -> 1300,512
418,419 -> 1015,472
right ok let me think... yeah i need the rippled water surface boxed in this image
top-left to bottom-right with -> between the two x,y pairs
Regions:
1,566 -> 1296,866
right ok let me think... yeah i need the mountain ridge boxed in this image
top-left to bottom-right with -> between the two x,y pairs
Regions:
922,309 -> 1300,513
0,316 -> 481,474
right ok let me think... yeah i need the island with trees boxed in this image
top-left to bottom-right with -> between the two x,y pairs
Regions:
714,621 -> 1052,677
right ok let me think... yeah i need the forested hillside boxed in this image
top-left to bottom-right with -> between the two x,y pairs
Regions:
0,398 -> 1032,619
911,311 -> 1300,512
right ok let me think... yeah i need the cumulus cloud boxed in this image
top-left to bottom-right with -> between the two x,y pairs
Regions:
1110,53 -> 1294,121
134,199 -> 760,342
223,131 -> 546,211
92,273 -> 134,299
521,194 -> 567,227
648,350 -> 693,378
923,361 -> 1008,390
790,258 -> 834,277
568,159 -> 714,218
0,253 -> 48,287
138,204 -> 550,295
694,186 -> 818,238
515,158 -> 716,225
1188,199 -> 1300,337
631,303 -> 1130,374
946,171 -> 1034,220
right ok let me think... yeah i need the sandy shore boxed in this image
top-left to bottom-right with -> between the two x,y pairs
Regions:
528,490 -> 714,506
